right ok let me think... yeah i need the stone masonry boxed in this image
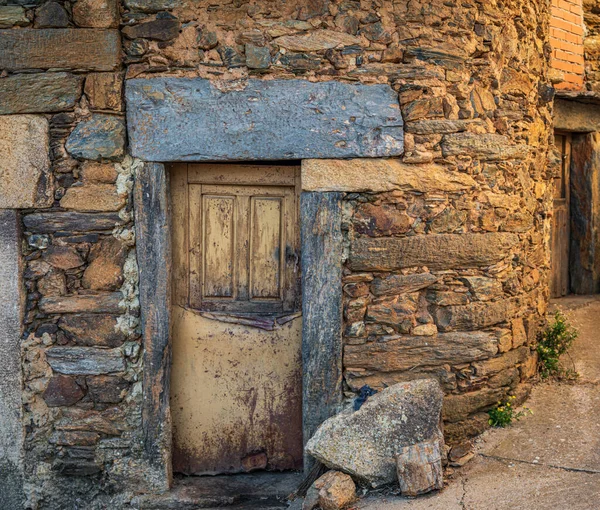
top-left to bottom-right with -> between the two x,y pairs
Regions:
0,0 -> 569,507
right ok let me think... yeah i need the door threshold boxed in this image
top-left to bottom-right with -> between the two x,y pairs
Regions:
133,472 -> 303,509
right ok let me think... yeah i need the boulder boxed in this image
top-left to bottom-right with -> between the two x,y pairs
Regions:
304,471 -> 356,510
305,379 -> 444,487
396,439 -> 444,497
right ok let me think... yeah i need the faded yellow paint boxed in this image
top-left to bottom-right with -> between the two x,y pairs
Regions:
171,306 -> 303,475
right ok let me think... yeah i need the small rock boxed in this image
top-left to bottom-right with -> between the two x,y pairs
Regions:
43,245 -> 84,270
34,2 -> 67,28
122,18 -> 181,41
412,323 -> 438,336
60,183 -> 125,212
0,6 -> 29,28
306,380 -> 444,487
46,346 -> 126,375
84,73 -> 123,111
37,268 -> 67,297
59,314 -> 127,347
197,28 -> 218,49
218,46 -> 245,68
65,114 -> 126,161
82,237 -> 127,291
43,375 -> 85,407
304,471 -> 356,510
396,439 -> 444,497
86,375 -> 128,403
449,441 -> 475,467
245,44 -> 271,69
79,161 -> 118,184
73,0 -> 119,28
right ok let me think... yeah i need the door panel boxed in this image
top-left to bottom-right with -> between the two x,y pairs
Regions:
169,163 -> 302,475
171,307 -> 302,475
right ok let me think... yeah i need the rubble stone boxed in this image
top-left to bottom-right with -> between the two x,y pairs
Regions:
306,380 -> 444,487
396,439 -> 444,497
304,471 -> 356,510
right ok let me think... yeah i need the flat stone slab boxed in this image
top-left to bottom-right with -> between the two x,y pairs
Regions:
0,72 -> 83,114
349,233 -> 519,271
46,346 -> 125,375
0,115 -> 52,208
0,29 -> 120,71
126,78 -> 403,161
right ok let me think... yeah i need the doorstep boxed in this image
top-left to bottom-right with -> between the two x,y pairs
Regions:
131,471 -> 304,509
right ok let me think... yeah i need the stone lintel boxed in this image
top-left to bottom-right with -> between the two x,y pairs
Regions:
126,78 -> 403,162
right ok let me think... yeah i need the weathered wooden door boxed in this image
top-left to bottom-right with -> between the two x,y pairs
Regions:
551,133 -> 571,298
169,163 -> 303,475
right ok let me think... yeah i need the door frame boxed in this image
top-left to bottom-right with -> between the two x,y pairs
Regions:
134,161 -> 344,485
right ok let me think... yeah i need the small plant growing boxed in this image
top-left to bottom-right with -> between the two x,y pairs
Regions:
537,311 -> 578,380
488,396 -> 532,427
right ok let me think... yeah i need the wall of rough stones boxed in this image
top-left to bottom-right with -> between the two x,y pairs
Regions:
584,0 -> 600,90
0,0 -> 553,506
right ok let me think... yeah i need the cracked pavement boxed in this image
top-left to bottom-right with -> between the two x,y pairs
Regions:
356,296 -> 600,510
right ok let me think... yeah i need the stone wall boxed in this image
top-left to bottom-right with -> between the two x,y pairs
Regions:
1,0 -> 554,506
584,0 -> 600,90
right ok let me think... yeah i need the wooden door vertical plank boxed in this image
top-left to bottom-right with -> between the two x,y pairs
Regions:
169,164 -> 189,307
188,184 -> 203,308
236,194 -> 250,302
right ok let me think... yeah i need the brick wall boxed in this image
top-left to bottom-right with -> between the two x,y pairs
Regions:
551,0 -> 585,90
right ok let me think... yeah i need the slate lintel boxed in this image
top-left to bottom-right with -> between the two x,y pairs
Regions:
126,77 -> 404,162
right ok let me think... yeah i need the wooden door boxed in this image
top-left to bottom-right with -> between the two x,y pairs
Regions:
551,133 -> 571,298
169,163 -> 303,475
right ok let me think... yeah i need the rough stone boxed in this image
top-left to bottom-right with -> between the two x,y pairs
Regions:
443,387 -> 507,422
441,133 -> 529,160
354,203 -> 413,236
0,6 -> 28,28
82,237 -> 128,290
86,375 -> 128,403
344,332 -> 498,372
472,347 -> 530,377
460,276 -> 503,302
73,0 -> 119,28
58,314 -> 128,347
396,440 -> 444,497
23,212 -> 123,233
46,346 -> 126,375
245,44 -> 271,69
60,183 -> 125,212
0,115 -> 52,209
84,73 -> 124,111
126,78 -> 403,161
39,292 -> 124,314
303,158 -> 476,193
366,295 -> 419,325
0,73 -> 83,115
124,0 -> 178,12
432,298 -> 520,332
371,273 -> 438,297
34,2 -> 68,28
0,29 -> 121,71
122,19 -> 181,41
275,29 -> 361,51
0,211 -> 24,510
306,380 -> 444,487
349,233 -> 519,272
37,269 -> 67,297
43,375 -> 85,407
43,246 -> 84,270
65,114 -> 126,161
304,471 -> 356,510
79,162 -> 118,183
